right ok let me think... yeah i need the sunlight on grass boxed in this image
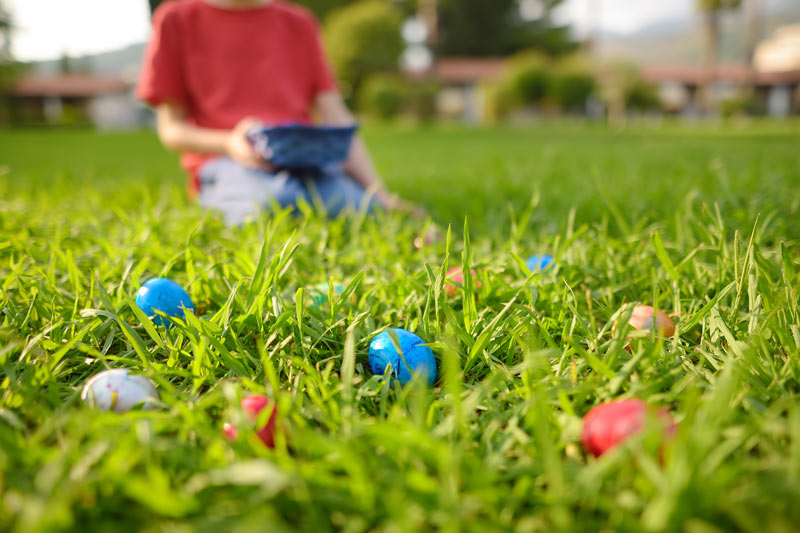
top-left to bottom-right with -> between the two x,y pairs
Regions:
0,125 -> 799,530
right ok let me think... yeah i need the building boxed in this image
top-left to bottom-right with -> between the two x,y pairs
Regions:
643,65 -> 800,117
423,58 -> 505,124
421,22 -> 800,121
4,74 -> 145,129
423,59 -> 800,121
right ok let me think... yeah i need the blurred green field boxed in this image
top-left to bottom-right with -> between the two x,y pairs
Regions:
3,124 -> 799,235
1,125 -> 800,532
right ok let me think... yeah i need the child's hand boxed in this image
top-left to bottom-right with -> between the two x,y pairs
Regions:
226,117 -> 275,171
376,190 -> 426,219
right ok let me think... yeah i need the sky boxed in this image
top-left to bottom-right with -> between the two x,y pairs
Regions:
555,0 -> 695,37
0,0 -> 752,62
8,0 -> 151,61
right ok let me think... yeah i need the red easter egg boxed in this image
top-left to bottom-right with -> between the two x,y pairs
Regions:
581,399 -> 675,457
222,422 -> 237,440
444,266 -> 481,296
223,394 -> 278,448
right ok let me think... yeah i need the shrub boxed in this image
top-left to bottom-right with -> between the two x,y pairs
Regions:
358,74 -> 406,120
719,94 -> 758,118
406,80 -> 440,123
324,0 -> 404,99
499,51 -> 551,109
498,52 -> 598,114
549,57 -> 595,112
625,82 -> 661,111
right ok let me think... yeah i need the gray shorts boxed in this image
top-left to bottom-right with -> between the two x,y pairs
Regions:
197,157 -> 375,225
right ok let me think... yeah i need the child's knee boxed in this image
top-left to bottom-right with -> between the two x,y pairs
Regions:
198,158 -> 311,221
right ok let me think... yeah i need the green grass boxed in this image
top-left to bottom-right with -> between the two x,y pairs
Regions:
1,124 -> 800,532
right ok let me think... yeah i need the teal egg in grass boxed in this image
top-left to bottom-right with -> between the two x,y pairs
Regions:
526,254 -> 555,273
135,278 -> 194,327
369,328 -> 437,386
309,282 -> 344,307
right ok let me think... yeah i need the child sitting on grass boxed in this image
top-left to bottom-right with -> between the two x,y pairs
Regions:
137,0 -> 416,225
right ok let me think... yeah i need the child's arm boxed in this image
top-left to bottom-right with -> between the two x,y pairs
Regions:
156,102 -> 272,170
315,91 -> 421,214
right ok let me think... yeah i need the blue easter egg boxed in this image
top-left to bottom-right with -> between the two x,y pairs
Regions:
369,328 -> 436,386
526,254 -> 555,272
135,278 -> 194,326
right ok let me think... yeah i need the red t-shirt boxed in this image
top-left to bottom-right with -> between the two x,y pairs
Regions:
137,0 -> 337,194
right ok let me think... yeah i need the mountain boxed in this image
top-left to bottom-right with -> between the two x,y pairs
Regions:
30,0 -> 800,76
33,43 -> 146,80
597,2 -> 800,66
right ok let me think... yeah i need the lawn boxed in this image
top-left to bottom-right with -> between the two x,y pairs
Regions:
1,124 -> 799,531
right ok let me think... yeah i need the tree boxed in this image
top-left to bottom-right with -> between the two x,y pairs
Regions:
57,53 -> 92,75
0,2 -> 26,126
148,0 -> 165,15
292,0 -> 356,20
0,1 -> 10,63
323,0 -> 403,100
696,0 -> 742,112
436,0 -> 576,57
294,0 -> 417,21
743,0 -> 763,99
148,0 -> 398,22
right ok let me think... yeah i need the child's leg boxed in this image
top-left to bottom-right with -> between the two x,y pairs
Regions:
308,169 -> 377,217
197,157 -> 311,225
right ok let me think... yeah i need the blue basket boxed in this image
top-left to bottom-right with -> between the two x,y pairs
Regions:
248,123 -> 358,170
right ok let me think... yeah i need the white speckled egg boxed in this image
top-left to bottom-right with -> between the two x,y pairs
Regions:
81,369 -> 159,412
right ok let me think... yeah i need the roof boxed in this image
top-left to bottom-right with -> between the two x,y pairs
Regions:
642,65 -> 800,85
8,75 -> 131,98
429,58 -> 506,84
413,58 -> 800,86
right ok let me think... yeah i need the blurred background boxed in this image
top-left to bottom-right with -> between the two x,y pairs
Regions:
0,0 -> 799,129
